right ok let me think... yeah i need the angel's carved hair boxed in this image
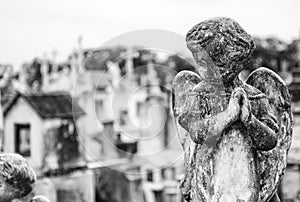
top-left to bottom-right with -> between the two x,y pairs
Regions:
186,17 -> 255,71
0,153 -> 36,199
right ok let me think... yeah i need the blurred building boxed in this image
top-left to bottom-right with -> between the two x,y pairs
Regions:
3,92 -> 85,172
0,45 -> 185,202
2,91 -> 95,202
77,47 -> 184,202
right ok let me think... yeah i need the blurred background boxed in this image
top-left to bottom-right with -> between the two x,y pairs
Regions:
1,0 -> 300,201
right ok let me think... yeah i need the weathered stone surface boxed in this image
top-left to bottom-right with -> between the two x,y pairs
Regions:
172,17 -> 292,202
247,67 -> 293,202
0,153 -> 36,201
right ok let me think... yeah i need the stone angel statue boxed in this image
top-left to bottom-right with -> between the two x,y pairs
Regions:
172,17 -> 292,202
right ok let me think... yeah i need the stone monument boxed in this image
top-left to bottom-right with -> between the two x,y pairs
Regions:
172,17 -> 293,202
0,153 -> 36,201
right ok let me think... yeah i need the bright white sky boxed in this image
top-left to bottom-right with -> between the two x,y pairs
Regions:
1,0 -> 300,68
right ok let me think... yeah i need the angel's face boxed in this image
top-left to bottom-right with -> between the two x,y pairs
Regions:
190,50 -> 219,79
188,42 -> 241,83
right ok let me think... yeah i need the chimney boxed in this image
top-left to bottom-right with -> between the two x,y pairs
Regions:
102,120 -> 118,159
125,49 -> 135,81
41,59 -> 49,91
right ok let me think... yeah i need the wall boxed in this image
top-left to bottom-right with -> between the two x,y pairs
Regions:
94,166 -> 144,202
102,121 -> 118,159
282,114 -> 300,200
76,91 -> 104,162
105,80 -> 148,139
4,97 -> 44,173
33,170 -> 95,202
287,114 -> 300,163
138,98 -> 167,155
165,114 -> 182,151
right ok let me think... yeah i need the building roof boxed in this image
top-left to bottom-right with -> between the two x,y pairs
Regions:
1,84 -> 18,109
4,91 -> 85,119
84,48 -> 126,71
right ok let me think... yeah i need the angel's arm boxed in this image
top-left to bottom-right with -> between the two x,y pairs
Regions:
241,94 -> 279,151
178,88 -> 241,144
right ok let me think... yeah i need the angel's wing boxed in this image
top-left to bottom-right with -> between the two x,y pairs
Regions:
172,70 -> 201,197
246,67 -> 293,202
172,70 -> 201,151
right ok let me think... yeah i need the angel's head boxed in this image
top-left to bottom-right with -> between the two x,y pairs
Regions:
0,153 -> 36,201
186,17 -> 255,83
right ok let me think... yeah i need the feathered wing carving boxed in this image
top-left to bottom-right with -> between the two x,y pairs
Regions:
172,70 -> 201,199
246,67 -> 293,202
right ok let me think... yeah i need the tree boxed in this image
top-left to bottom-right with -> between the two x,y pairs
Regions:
25,58 -> 43,91
246,37 -> 290,73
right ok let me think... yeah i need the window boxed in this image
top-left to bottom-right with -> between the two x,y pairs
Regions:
154,191 -> 163,202
95,99 -> 104,118
164,167 -> 176,180
161,168 -> 166,179
171,167 -> 176,180
119,110 -> 128,126
15,124 -> 31,157
146,169 -> 153,182
165,193 -> 177,202
136,102 -> 142,116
